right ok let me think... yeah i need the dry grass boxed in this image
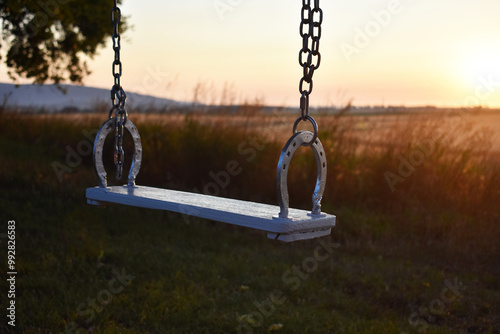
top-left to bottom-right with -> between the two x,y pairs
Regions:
1,108 -> 500,333
3,109 -> 499,260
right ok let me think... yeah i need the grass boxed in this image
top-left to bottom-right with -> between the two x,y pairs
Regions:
0,109 -> 499,333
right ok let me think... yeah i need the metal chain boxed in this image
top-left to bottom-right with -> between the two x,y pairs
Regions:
110,0 -> 127,180
298,0 -> 322,121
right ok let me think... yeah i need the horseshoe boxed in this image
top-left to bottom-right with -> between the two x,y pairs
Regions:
276,130 -> 327,219
93,118 -> 142,188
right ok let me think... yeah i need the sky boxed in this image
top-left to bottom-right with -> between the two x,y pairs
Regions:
2,0 -> 500,108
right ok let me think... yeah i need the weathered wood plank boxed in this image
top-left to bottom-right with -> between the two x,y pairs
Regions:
86,186 -> 335,242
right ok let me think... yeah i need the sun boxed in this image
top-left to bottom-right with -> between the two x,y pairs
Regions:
460,45 -> 500,89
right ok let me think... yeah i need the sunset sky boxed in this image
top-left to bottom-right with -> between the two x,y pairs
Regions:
2,0 -> 500,107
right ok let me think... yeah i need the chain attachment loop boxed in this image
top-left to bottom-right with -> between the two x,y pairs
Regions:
299,92 -> 309,120
293,115 -> 318,147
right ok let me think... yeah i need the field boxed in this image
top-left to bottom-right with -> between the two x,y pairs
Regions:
1,107 -> 499,334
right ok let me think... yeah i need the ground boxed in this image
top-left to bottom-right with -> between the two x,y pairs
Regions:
0,110 -> 499,333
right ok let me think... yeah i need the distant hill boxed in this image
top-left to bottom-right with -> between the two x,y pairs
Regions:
0,82 -> 185,113
1,82 -> 484,115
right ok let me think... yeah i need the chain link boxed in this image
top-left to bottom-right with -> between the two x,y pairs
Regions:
109,0 -> 127,180
298,0 -> 323,121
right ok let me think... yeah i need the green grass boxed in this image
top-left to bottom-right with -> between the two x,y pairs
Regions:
0,111 -> 499,333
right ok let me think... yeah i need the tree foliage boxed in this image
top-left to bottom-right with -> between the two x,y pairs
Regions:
0,0 -> 125,84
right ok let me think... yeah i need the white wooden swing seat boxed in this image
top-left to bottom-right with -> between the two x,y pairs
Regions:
86,186 -> 334,242
86,119 -> 335,242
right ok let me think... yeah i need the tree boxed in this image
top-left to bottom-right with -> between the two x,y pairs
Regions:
0,0 -> 126,84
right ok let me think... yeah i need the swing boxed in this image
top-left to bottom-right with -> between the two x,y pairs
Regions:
86,0 -> 335,242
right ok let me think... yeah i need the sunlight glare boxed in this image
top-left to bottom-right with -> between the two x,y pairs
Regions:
461,45 -> 500,89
